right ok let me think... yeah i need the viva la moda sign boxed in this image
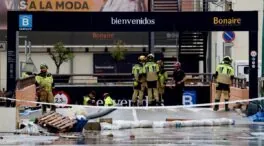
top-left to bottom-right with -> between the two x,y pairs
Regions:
4,0 -> 149,11
1,0 -> 148,30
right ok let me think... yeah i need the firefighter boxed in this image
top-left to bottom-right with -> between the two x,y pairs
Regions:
103,93 -> 114,106
35,64 -> 56,114
83,91 -> 97,106
157,60 -> 168,105
143,54 -> 160,106
213,56 -> 234,111
131,55 -> 145,106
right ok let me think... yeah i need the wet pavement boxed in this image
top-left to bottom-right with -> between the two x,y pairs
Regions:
49,124 -> 264,146
3,124 -> 263,145
2,108 -> 263,145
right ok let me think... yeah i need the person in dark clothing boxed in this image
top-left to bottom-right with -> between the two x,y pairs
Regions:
171,62 -> 186,105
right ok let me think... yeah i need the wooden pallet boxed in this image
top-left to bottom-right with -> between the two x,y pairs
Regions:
37,112 -> 77,132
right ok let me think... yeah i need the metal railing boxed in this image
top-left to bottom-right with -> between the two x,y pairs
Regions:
50,73 -> 247,88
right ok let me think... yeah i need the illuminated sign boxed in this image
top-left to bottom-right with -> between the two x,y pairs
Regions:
213,17 -> 241,25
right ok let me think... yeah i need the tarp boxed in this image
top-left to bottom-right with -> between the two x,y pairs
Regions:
248,111 -> 264,122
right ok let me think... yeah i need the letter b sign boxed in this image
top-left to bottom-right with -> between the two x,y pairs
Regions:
19,15 -> 32,29
183,91 -> 197,105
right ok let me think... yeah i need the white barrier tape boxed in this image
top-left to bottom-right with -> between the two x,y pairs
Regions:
0,96 -> 264,110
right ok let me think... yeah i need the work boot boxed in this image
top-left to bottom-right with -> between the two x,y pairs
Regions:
225,100 -> 230,111
156,101 -> 161,106
153,100 -> 158,106
51,105 -> 56,112
148,100 -> 155,106
42,104 -> 47,114
213,99 -> 220,111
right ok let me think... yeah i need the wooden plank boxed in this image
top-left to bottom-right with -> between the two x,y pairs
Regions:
52,117 -> 67,125
55,118 -> 71,128
48,116 -> 64,125
39,113 -> 59,125
38,111 -> 55,119
59,120 -> 77,130
39,112 -> 57,121
44,115 -> 60,123
37,112 -> 76,132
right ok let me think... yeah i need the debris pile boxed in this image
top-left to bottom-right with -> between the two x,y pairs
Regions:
37,111 -> 77,133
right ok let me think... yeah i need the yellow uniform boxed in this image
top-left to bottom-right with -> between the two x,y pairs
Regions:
158,70 -> 168,98
104,96 -> 114,106
83,96 -> 90,105
143,61 -> 160,105
132,63 -> 144,106
35,72 -> 55,113
214,56 -> 234,111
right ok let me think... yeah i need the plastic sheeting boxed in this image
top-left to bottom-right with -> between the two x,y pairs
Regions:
16,119 -> 49,135
248,111 -> 264,122
99,118 -> 235,130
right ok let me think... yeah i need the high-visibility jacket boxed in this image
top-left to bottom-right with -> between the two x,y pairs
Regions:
158,69 -> 168,86
215,63 -> 234,85
104,96 -> 114,106
142,61 -> 160,81
132,64 -> 143,81
83,96 -> 90,105
35,73 -> 53,92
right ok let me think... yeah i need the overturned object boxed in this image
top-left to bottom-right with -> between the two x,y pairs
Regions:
37,112 -> 77,133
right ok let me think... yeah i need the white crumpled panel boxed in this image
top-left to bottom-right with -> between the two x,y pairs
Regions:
153,121 -> 167,128
139,120 -> 153,128
113,120 -> 132,129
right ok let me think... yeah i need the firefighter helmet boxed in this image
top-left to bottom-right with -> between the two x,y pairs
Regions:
138,55 -> 146,62
147,54 -> 155,61
103,93 -> 109,97
40,63 -> 48,69
223,56 -> 232,64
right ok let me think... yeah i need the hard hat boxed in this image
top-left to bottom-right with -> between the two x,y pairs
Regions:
40,63 -> 48,69
103,93 -> 109,97
138,55 -> 146,61
223,56 -> 232,63
147,54 -> 155,61
147,53 -> 154,58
